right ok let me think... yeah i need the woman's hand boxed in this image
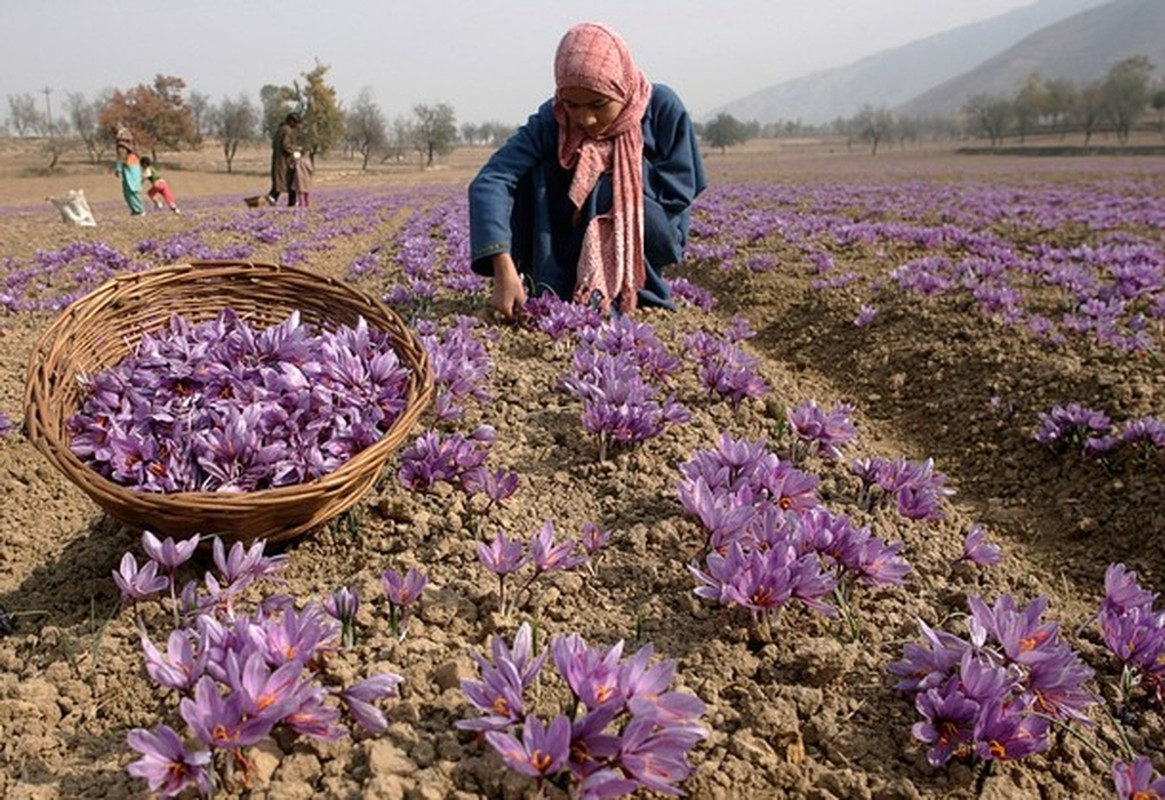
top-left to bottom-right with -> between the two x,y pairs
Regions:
490,253 -> 526,320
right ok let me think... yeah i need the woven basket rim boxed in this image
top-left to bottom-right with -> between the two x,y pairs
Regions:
23,260 -> 434,541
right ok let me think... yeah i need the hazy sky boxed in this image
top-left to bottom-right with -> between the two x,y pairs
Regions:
2,0 -> 1047,125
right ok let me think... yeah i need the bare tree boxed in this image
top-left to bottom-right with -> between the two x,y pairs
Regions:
1012,73 -> 1046,143
7,93 -> 43,137
854,104 -> 894,155
344,88 -> 387,170
213,93 -> 259,173
65,90 -> 109,163
380,115 -> 414,163
963,93 -> 1011,147
1099,55 -> 1154,144
411,103 -> 457,166
1042,77 -> 1077,139
187,90 -> 211,148
1074,82 -> 1105,146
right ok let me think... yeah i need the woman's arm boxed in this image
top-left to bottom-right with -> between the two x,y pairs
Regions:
644,84 -> 708,216
467,103 -> 556,271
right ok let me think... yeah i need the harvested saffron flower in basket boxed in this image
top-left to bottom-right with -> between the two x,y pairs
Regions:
67,307 -> 413,493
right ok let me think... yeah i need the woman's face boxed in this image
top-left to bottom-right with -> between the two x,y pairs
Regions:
557,87 -> 624,138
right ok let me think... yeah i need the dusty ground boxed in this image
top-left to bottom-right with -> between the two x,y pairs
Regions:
0,137 -> 1163,799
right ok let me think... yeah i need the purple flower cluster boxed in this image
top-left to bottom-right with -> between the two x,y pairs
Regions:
477,520 -> 596,615
786,399 -> 858,462
682,328 -> 769,407
0,411 -> 13,437
668,277 -> 718,312
123,534 -> 404,796
520,293 -> 605,341
577,315 -> 682,382
68,309 -> 413,493
889,594 -> 1096,767
1036,403 -> 1165,463
459,623 -> 706,798
416,315 -> 495,422
849,455 -> 954,521
1034,403 -> 1114,458
1097,563 -> 1165,707
560,347 -> 689,461
679,434 -> 909,623
397,425 -> 495,493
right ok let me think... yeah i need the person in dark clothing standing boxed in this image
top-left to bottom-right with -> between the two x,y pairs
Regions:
266,112 -> 302,206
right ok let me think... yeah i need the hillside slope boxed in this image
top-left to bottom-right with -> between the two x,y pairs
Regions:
710,0 -> 1109,125
897,0 -> 1165,119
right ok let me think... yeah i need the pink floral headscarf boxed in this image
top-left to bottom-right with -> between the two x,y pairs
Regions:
553,22 -> 652,313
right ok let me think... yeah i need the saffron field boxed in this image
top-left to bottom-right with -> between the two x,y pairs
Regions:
0,145 -> 1163,799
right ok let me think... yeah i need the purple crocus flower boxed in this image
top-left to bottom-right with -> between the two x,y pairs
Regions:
336,672 -> 404,735
213,536 -> 288,591
126,724 -> 212,798
577,767 -> 643,800
180,674 -> 274,750
478,529 -> 528,576
618,643 -> 707,725
1112,755 -> 1165,800
567,705 -> 623,778
617,716 -> 706,796
1101,563 -> 1158,616
462,467 -> 519,505
259,603 -> 337,666
380,567 -> 428,608
552,633 -> 624,710
972,699 -> 1049,761
1024,646 -> 1097,725
228,650 -> 308,722
282,685 -> 347,742
458,660 -> 528,733
324,585 -> 360,647
959,525 -> 1003,567
969,594 -> 1058,665
380,566 -> 427,637
854,304 -> 878,327
887,619 -> 970,693
323,585 -> 360,623
786,400 -> 857,461
141,629 -> 208,692
141,530 -> 200,573
112,552 -> 169,601
581,522 -> 612,555
485,713 -> 571,779
529,521 -> 587,574
912,683 -> 979,766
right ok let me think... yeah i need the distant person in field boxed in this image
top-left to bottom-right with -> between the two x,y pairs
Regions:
140,157 -> 180,214
469,21 -> 706,319
266,112 -> 302,206
293,150 -> 314,207
113,129 -> 145,216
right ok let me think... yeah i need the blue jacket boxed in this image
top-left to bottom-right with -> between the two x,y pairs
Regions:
469,84 -> 707,307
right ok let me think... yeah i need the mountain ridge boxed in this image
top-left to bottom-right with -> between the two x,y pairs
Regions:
709,0 -> 1115,125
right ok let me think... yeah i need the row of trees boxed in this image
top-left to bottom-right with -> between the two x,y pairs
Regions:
9,55 -> 1163,167
4,61 -> 519,171
697,54 -> 1165,156
962,56 -> 1164,146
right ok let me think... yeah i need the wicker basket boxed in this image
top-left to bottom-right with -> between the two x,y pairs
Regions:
24,261 -> 434,545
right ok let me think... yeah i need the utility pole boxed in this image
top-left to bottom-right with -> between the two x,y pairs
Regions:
41,85 -> 54,137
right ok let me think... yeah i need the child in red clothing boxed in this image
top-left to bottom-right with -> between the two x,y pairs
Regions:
140,157 -> 180,214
